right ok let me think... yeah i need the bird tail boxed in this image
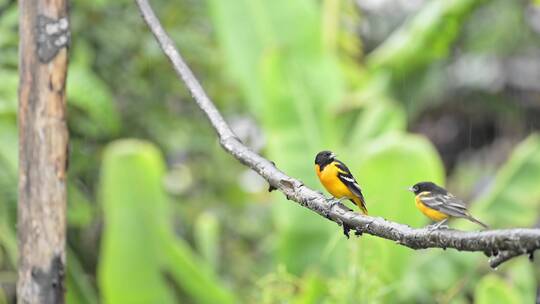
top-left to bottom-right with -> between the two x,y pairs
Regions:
467,215 -> 489,229
352,197 -> 368,215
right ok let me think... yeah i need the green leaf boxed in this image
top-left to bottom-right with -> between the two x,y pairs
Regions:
349,101 -> 406,142
67,249 -> 99,304
67,56 -> 121,137
352,133 -> 445,300
0,71 -> 17,116
462,1 -> 527,55
98,139 -> 175,304
0,119 -> 18,267
162,240 -> 236,304
98,139 -> 236,304
472,134 -> 540,227
0,6 -> 18,67
194,212 -> 220,271
367,0 -> 486,77
206,0 -> 266,109
474,274 -> 522,304
67,185 -> 95,228
356,133 -> 445,221
0,118 -> 17,174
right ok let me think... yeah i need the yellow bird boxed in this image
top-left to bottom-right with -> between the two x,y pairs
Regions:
408,181 -> 488,229
314,151 -> 368,214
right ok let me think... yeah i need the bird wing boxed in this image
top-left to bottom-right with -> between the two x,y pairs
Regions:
335,161 -> 365,203
419,192 -> 469,218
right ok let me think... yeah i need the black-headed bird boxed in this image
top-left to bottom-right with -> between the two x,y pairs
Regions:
408,181 -> 488,230
314,151 -> 368,214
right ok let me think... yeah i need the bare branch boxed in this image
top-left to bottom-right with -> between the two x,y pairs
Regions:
489,249 -> 533,269
135,0 -> 540,268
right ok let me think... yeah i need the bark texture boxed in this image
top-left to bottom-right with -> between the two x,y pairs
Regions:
18,0 -> 69,303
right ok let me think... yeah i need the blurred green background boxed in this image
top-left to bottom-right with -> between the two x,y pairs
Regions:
1,0 -> 540,303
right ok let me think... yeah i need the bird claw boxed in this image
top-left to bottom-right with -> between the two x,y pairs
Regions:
326,197 -> 346,208
343,228 -> 350,239
324,198 -> 345,219
326,198 -> 338,208
426,220 -> 449,231
427,225 -> 448,231
342,223 -> 353,239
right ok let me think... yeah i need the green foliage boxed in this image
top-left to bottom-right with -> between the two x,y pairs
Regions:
398,133 -> 540,302
349,101 -> 406,142
0,6 -> 18,68
291,273 -> 328,304
0,72 -> 17,115
463,0 -> 529,55
474,274 -> 522,304
163,239 -> 236,304
0,7 -> 19,290
337,0 -> 486,117
66,249 -> 99,304
204,0 -> 539,302
67,46 -> 121,137
0,0 -> 538,302
472,134 -> 540,227
207,0 -> 347,275
98,140 -> 235,304
98,140 -> 176,304
194,212 -> 220,270
352,134 -> 445,301
504,259 -> 537,302
367,0 -> 486,77
67,185 -> 95,228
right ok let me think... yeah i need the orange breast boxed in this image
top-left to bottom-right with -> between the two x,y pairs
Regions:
415,194 -> 449,221
315,163 -> 353,200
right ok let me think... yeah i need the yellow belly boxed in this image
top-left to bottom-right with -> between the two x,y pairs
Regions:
316,164 -> 354,199
415,196 -> 449,221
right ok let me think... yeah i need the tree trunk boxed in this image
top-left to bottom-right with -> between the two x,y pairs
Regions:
17,0 -> 69,302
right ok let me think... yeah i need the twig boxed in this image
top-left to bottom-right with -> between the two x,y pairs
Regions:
488,249 -> 534,269
135,0 -> 540,268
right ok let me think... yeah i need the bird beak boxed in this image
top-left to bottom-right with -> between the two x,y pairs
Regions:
407,187 -> 415,192
330,152 -> 337,159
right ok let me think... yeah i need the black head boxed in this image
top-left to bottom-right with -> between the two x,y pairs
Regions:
408,181 -> 447,195
315,150 -> 336,169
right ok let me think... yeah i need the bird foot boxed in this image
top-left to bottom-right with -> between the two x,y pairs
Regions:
326,198 -> 338,209
426,223 -> 449,231
426,218 -> 449,231
326,197 -> 346,208
342,223 -> 354,239
324,198 -> 343,219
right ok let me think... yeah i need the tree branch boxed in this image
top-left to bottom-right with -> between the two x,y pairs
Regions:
135,0 -> 540,268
